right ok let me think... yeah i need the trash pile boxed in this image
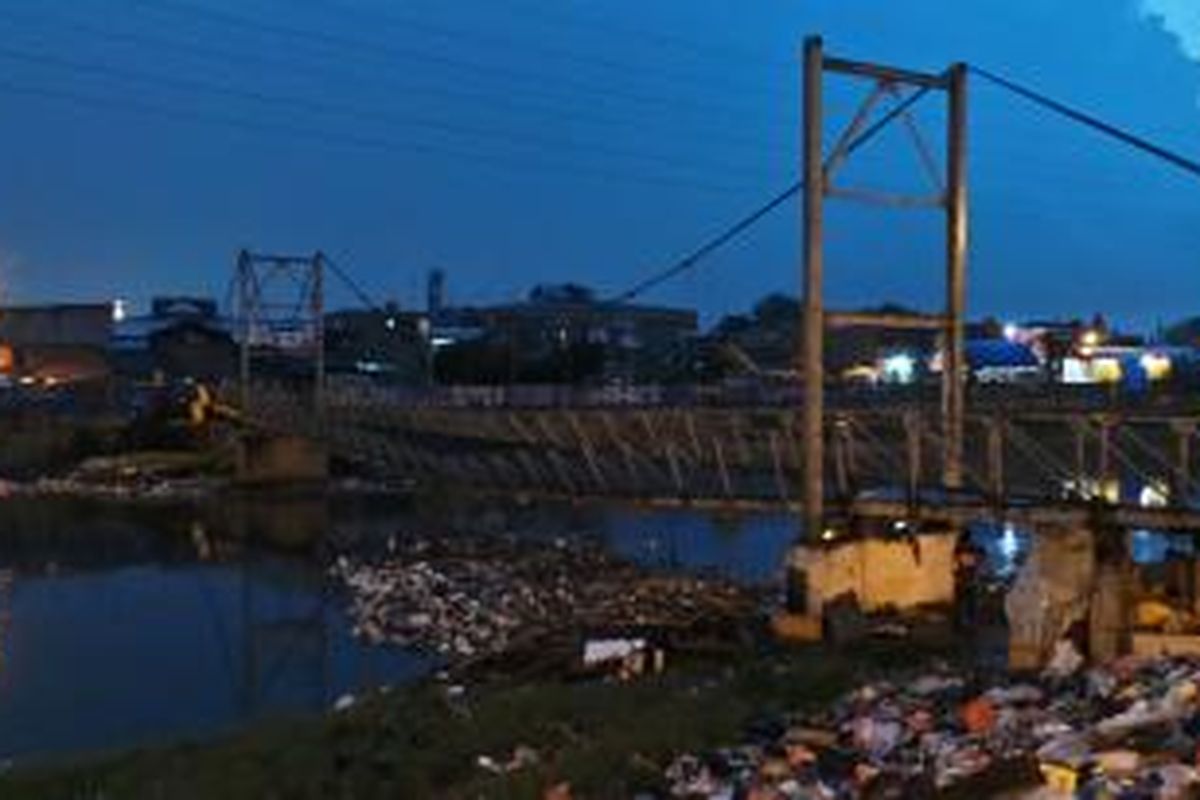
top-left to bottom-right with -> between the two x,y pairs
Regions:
23,475 -> 218,502
331,535 -> 756,665
663,656 -> 1200,798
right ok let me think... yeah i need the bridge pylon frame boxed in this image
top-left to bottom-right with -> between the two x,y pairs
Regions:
800,36 -> 968,535
233,249 -> 326,416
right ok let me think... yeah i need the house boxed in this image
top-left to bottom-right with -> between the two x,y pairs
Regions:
473,284 -> 698,383
0,303 -> 113,383
111,297 -> 237,382
324,305 -> 430,385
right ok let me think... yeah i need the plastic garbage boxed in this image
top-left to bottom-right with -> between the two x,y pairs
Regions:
851,716 -> 902,760
660,655 -> 1200,798
1093,749 -> 1141,777
1044,639 -> 1084,678
961,696 -> 997,734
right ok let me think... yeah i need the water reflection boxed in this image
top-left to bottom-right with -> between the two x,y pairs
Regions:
970,519 -> 1196,579
0,497 -> 428,763
597,507 -> 797,584
1129,529 -> 1195,564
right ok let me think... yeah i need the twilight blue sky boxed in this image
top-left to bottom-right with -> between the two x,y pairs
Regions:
0,0 -> 1195,330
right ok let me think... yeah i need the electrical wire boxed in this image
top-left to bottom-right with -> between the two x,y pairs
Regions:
0,41 -> 778,178
0,6 -> 797,154
477,0 -> 792,70
302,0 -> 792,100
0,75 -> 759,195
129,0 -> 788,123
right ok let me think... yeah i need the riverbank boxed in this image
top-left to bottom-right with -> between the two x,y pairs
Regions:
0,638 -> 969,799
0,495 -> 987,797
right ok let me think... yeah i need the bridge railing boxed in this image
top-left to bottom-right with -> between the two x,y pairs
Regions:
317,379 -> 1197,414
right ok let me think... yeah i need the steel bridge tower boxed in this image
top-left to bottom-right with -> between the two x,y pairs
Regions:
800,37 -> 968,536
232,250 -> 326,416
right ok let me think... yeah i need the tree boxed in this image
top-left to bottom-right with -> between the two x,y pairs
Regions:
1165,317 -> 1200,347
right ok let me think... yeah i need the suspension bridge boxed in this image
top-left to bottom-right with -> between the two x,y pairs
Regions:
233,37 -> 1200,535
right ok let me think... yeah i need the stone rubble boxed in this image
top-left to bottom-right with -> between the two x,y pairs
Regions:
662,656 -> 1200,798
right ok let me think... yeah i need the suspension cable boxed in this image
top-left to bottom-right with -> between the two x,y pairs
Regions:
970,65 -> 1200,179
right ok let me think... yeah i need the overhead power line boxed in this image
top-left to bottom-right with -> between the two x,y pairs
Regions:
483,0 -> 792,70
0,41 -> 777,177
971,66 -> 1200,180
305,0 -> 792,100
0,76 -> 757,195
132,0 -> 786,124
0,7 -> 795,153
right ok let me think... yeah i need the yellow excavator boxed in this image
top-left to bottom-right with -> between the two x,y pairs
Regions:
185,383 -> 243,428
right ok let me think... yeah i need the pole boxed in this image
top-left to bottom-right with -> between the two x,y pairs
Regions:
313,251 -> 326,414
943,62 -> 968,491
801,36 -> 825,537
237,249 -> 252,415
1176,422 -> 1193,503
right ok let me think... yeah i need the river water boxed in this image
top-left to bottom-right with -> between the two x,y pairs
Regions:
0,493 -> 807,765
0,492 -> 1187,765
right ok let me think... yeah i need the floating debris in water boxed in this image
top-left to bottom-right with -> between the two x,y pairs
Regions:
331,534 -> 758,669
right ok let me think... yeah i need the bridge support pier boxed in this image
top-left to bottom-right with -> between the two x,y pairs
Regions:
1006,524 -> 1095,670
778,527 -> 959,641
1006,523 -> 1136,670
1090,555 -> 1134,663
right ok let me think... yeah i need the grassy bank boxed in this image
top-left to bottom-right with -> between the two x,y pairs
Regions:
0,640 -> 966,799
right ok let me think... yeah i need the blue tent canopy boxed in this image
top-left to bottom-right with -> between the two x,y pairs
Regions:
965,339 -> 1039,369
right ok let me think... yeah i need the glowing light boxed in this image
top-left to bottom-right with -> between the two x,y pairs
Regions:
1140,352 -> 1172,381
1003,323 -> 1018,342
820,528 -> 837,543
842,364 -> 879,384
112,299 -> 127,323
1140,482 -> 1170,508
882,353 -> 916,384
385,317 -> 397,331
999,524 -> 1020,562
1093,358 -> 1122,384
1081,330 -> 1100,348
